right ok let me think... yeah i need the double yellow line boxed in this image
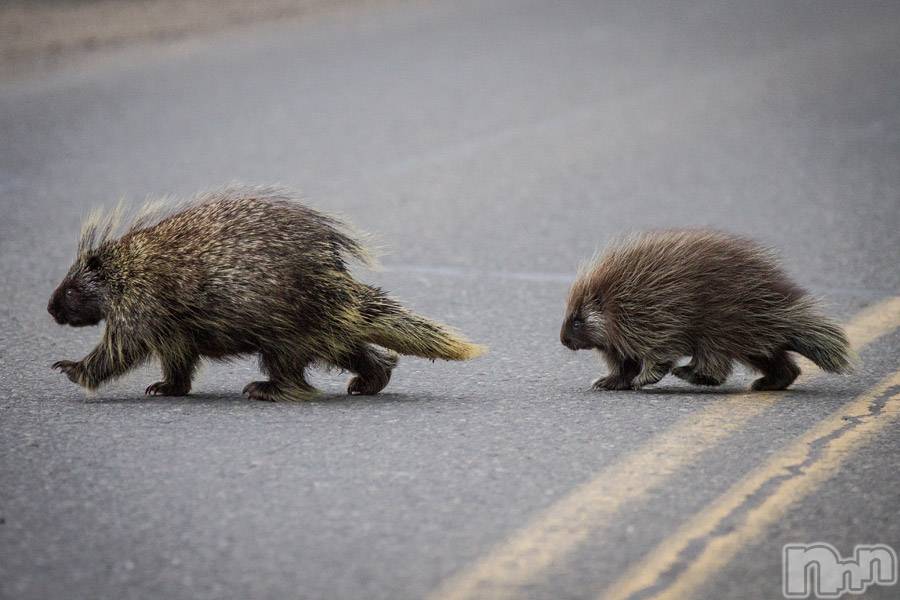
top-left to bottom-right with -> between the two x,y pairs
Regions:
603,368 -> 900,600
429,296 -> 900,600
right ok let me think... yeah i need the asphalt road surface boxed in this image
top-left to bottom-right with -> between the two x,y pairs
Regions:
2,2 -> 900,599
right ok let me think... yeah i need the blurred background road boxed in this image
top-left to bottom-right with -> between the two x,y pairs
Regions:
2,1 -> 899,599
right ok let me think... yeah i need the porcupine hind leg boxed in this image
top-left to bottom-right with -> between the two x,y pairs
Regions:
672,357 -> 721,386
632,360 -> 674,389
592,350 -> 641,391
677,347 -> 731,387
146,351 -> 199,396
336,344 -> 399,396
244,350 -> 317,401
672,356 -> 698,383
745,350 -> 800,391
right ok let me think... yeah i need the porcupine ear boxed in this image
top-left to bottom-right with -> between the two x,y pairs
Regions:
83,252 -> 113,282
85,254 -> 102,272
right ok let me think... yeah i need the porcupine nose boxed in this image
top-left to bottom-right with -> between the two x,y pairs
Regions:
560,328 -> 575,350
47,295 -> 64,324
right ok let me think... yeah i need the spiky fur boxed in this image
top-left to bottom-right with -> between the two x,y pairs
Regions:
561,230 -> 853,391
50,185 -> 485,400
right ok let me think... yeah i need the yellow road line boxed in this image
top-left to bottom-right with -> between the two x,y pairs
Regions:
427,297 -> 900,600
603,368 -> 900,600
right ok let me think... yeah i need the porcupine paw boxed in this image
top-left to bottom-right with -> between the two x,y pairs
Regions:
242,381 -> 282,402
750,375 -> 793,392
672,365 -> 694,381
688,373 -> 724,386
52,360 -> 81,384
347,369 -> 392,396
673,366 -> 722,387
145,381 -> 189,397
591,375 -> 634,391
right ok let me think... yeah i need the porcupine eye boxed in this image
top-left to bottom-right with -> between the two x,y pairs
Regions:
572,318 -> 584,329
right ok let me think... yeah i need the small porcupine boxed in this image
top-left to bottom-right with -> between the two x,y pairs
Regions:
48,185 -> 485,401
560,230 -> 853,391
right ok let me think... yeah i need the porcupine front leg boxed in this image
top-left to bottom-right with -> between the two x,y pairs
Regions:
244,350 -> 318,401
52,330 -> 150,390
592,349 -> 641,391
146,351 -> 199,396
336,344 -> 399,396
632,360 -> 674,389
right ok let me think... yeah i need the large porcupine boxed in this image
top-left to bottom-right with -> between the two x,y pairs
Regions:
560,230 -> 852,391
48,186 -> 485,401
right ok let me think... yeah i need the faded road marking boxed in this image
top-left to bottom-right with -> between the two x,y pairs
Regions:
427,296 -> 900,600
602,369 -> 900,600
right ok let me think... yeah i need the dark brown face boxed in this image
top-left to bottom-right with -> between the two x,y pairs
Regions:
560,308 -> 592,350
560,292 -> 608,351
47,259 -> 106,327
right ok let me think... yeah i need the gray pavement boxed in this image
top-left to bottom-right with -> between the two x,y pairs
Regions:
1,1 -> 899,599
